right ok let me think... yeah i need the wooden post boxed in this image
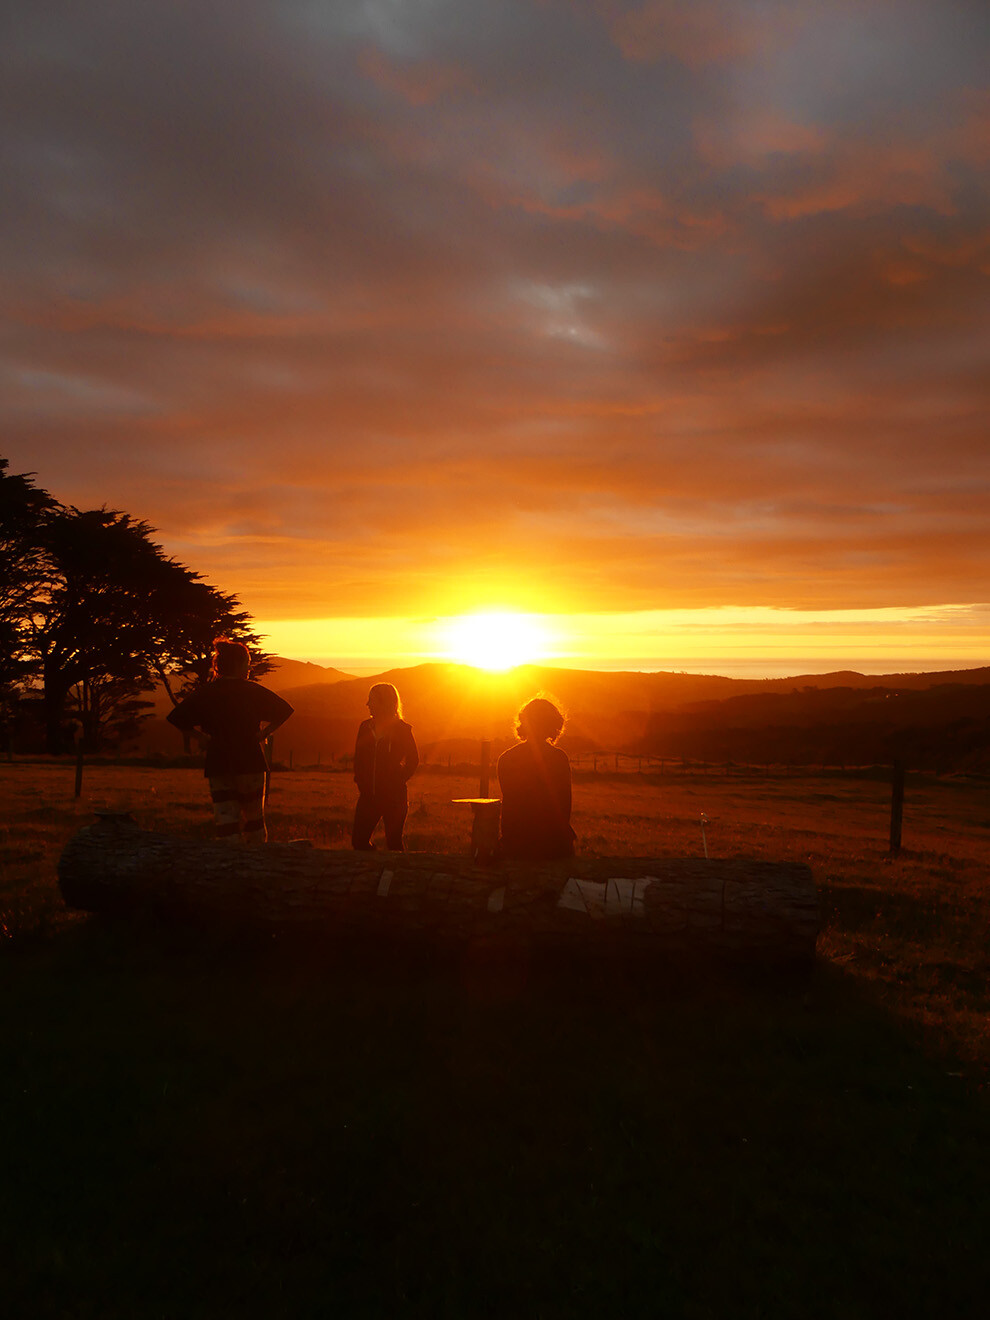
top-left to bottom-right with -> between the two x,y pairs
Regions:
74,744 -> 84,799
889,760 -> 906,856
480,740 -> 491,797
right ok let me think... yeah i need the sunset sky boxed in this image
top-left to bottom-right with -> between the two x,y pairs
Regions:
3,1 -> 988,674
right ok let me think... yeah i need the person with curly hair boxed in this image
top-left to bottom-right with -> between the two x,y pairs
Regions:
497,695 -> 576,860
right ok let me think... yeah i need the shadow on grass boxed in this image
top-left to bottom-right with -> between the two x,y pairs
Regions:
2,917 -> 988,1319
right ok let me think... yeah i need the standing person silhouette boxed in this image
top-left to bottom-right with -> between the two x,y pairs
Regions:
166,639 -> 292,844
351,683 -> 419,851
497,696 -> 576,860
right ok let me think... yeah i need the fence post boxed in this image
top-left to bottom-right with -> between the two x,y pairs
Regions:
889,760 -> 906,856
480,740 -> 491,797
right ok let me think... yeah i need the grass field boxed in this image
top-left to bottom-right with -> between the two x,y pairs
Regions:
2,760 -> 989,1317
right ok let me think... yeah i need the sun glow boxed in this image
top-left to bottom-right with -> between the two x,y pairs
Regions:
440,612 -> 552,670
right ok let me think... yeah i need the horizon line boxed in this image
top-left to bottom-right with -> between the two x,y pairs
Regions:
270,655 -> 989,681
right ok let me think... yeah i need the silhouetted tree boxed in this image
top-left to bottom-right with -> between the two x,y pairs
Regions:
72,667 -> 157,751
148,577 -> 274,708
0,460 -> 59,742
1,454 -> 275,755
144,574 -> 274,752
30,508 -> 176,751
32,508 -> 276,752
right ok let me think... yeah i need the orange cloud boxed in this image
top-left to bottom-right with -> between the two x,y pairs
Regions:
2,0 -> 988,646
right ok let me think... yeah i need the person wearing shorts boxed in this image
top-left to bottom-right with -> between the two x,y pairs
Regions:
166,640 -> 293,844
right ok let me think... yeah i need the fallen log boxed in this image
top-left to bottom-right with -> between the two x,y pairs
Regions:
58,816 -> 820,962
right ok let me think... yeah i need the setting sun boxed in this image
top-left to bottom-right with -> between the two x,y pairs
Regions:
440,612 -> 552,671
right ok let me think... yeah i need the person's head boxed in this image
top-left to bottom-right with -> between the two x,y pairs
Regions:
211,638 -> 251,681
515,695 -> 565,744
367,682 -> 402,721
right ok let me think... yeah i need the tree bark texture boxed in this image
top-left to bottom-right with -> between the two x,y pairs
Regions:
58,817 -> 820,962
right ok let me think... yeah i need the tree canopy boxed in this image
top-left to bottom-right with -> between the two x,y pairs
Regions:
0,456 -> 271,753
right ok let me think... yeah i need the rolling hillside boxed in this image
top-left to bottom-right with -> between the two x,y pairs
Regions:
141,660 -> 990,769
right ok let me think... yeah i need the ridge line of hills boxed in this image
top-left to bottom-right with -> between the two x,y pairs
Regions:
141,658 -> 990,771
267,656 -> 990,697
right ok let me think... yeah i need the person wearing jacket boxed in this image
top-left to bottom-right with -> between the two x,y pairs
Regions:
351,682 -> 419,851
497,695 -> 575,860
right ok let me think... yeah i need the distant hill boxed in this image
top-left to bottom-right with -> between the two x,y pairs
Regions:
640,680 -> 990,771
265,657 -> 353,690
136,659 -> 990,769
149,660 -> 986,770
140,656 -> 352,751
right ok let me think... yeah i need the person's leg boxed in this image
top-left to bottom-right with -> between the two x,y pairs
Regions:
209,775 -> 244,841
237,773 -> 268,845
352,793 -> 382,850
382,789 -> 408,851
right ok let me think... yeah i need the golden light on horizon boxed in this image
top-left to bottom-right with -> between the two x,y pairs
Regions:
254,603 -> 988,677
440,612 -> 552,671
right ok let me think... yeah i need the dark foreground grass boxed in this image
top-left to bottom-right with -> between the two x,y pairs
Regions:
3,920 -> 988,1320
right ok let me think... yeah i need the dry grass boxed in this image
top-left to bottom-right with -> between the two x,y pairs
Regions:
2,757 -> 988,1067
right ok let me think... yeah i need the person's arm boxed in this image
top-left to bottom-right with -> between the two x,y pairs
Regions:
259,714 -> 290,742
402,726 -> 419,781
166,692 -> 203,734
556,750 -> 572,823
258,690 -> 293,743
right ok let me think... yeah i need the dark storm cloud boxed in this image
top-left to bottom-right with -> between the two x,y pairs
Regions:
1,0 -> 988,616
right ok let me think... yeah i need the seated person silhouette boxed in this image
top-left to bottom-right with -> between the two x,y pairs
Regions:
352,682 -> 419,851
497,696 -> 576,860
166,639 -> 293,845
